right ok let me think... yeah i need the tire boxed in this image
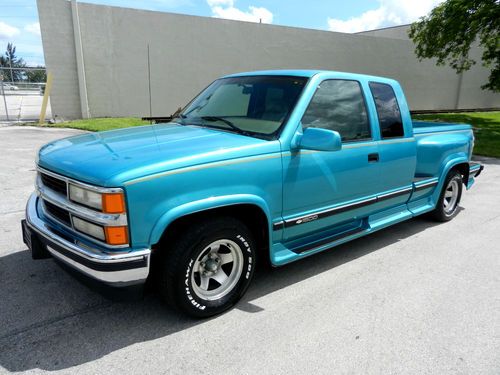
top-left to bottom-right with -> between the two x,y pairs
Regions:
430,170 -> 463,222
159,217 -> 256,318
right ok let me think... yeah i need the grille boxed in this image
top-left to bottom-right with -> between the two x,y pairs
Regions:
43,200 -> 71,226
40,172 -> 67,196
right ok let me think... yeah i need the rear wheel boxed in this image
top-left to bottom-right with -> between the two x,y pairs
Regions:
159,217 -> 256,318
430,170 -> 463,222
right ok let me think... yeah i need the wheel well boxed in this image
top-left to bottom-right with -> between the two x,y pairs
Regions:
153,204 -> 270,264
451,162 -> 470,186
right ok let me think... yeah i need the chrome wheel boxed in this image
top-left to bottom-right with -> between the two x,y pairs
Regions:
443,178 -> 459,215
191,239 -> 244,301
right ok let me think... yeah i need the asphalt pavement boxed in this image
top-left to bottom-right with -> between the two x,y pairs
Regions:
0,126 -> 499,374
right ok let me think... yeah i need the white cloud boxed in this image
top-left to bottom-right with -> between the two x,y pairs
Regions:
151,0 -> 194,7
207,0 -> 273,24
0,21 -> 20,40
328,0 -> 444,33
207,0 -> 233,6
25,22 -> 41,36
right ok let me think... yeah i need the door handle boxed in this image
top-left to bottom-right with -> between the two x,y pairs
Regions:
368,153 -> 379,162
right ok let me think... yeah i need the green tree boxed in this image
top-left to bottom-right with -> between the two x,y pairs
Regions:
26,66 -> 47,83
409,0 -> 500,92
0,43 -> 26,82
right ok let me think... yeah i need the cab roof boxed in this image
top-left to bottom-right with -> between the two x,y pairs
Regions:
222,69 -> 398,85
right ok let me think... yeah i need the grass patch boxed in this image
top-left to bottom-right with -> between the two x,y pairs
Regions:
38,117 -> 149,132
412,111 -> 500,158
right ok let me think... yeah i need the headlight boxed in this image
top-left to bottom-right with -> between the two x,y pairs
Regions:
72,216 -> 105,241
69,184 -> 102,210
72,217 -> 128,245
69,184 -> 125,213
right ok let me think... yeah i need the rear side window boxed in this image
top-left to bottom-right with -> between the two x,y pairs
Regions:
369,82 -> 404,138
302,80 -> 371,142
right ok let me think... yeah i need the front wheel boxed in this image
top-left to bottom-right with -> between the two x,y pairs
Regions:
430,170 -> 463,222
159,217 -> 256,318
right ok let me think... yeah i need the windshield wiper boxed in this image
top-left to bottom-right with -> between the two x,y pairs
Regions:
200,116 -> 251,136
170,112 -> 187,124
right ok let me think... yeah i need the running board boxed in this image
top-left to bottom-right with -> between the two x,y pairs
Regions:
290,226 -> 366,254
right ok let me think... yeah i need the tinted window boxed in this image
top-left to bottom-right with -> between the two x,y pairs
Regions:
369,82 -> 404,138
181,76 -> 307,137
302,80 -> 371,142
198,83 -> 250,116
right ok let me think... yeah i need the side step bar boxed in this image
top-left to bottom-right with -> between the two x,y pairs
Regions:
291,226 -> 366,254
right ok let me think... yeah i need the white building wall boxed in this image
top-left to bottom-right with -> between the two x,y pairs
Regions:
37,0 -> 500,119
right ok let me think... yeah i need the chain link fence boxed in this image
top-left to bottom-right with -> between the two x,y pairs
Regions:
0,67 -> 51,123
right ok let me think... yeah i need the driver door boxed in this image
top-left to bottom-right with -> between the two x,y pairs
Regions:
281,79 -> 380,242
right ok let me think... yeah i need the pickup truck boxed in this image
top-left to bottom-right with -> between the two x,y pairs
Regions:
22,70 -> 483,317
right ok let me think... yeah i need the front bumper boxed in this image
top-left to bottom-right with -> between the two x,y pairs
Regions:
23,193 -> 150,286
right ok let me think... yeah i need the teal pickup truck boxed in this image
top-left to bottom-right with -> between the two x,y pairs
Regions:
22,70 -> 483,317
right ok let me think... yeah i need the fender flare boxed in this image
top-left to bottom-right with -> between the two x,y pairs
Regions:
149,194 -> 273,245
432,153 -> 469,202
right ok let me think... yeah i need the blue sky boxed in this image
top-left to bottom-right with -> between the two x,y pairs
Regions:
0,0 -> 443,66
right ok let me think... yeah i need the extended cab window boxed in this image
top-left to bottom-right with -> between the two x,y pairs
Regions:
301,79 -> 371,142
369,82 -> 404,138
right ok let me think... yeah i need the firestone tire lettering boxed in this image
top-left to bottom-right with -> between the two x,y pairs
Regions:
159,217 -> 257,318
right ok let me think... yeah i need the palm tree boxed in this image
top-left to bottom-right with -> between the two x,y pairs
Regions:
0,43 -> 25,82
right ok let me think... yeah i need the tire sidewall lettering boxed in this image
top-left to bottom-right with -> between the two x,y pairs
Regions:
182,232 -> 254,311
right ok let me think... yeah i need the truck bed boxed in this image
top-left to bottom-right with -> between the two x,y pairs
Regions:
412,121 -> 474,178
412,120 -> 472,135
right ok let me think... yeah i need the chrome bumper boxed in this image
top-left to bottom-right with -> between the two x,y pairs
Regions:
24,193 -> 151,286
469,162 -> 483,178
468,162 -> 484,189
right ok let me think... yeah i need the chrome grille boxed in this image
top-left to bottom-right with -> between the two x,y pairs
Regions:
36,166 -> 129,248
40,172 -> 67,196
43,200 -> 71,226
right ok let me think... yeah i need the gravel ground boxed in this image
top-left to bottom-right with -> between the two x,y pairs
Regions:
0,126 -> 499,374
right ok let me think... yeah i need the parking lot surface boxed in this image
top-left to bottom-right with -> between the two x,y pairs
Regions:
0,126 -> 499,374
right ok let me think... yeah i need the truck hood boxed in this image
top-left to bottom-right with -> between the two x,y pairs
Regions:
38,123 -> 279,186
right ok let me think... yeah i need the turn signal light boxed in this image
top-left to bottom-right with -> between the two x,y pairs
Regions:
105,226 -> 129,245
102,193 -> 126,214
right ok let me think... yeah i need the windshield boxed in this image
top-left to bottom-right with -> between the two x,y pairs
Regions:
177,75 -> 308,139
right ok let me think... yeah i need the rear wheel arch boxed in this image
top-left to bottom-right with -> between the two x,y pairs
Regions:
451,162 -> 470,186
439,156 -> 469,187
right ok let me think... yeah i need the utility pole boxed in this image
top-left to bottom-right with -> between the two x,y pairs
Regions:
0,74 -> 10,121
8,60 -> 14,83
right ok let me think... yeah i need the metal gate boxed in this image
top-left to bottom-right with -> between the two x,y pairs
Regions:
0,67 -> 51,123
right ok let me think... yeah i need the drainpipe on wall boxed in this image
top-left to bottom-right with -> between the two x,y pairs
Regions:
454,69 -> 464,110
71,0 -> 90,119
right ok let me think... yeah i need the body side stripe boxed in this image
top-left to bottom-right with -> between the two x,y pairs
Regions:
124,152 -> 283,185
414,129 -> 471,137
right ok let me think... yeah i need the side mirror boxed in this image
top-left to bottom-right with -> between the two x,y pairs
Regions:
298,127 -> 342,152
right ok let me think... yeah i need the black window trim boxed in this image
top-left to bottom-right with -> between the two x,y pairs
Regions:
301,78 -> 374,144
368,81 -> 405,140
